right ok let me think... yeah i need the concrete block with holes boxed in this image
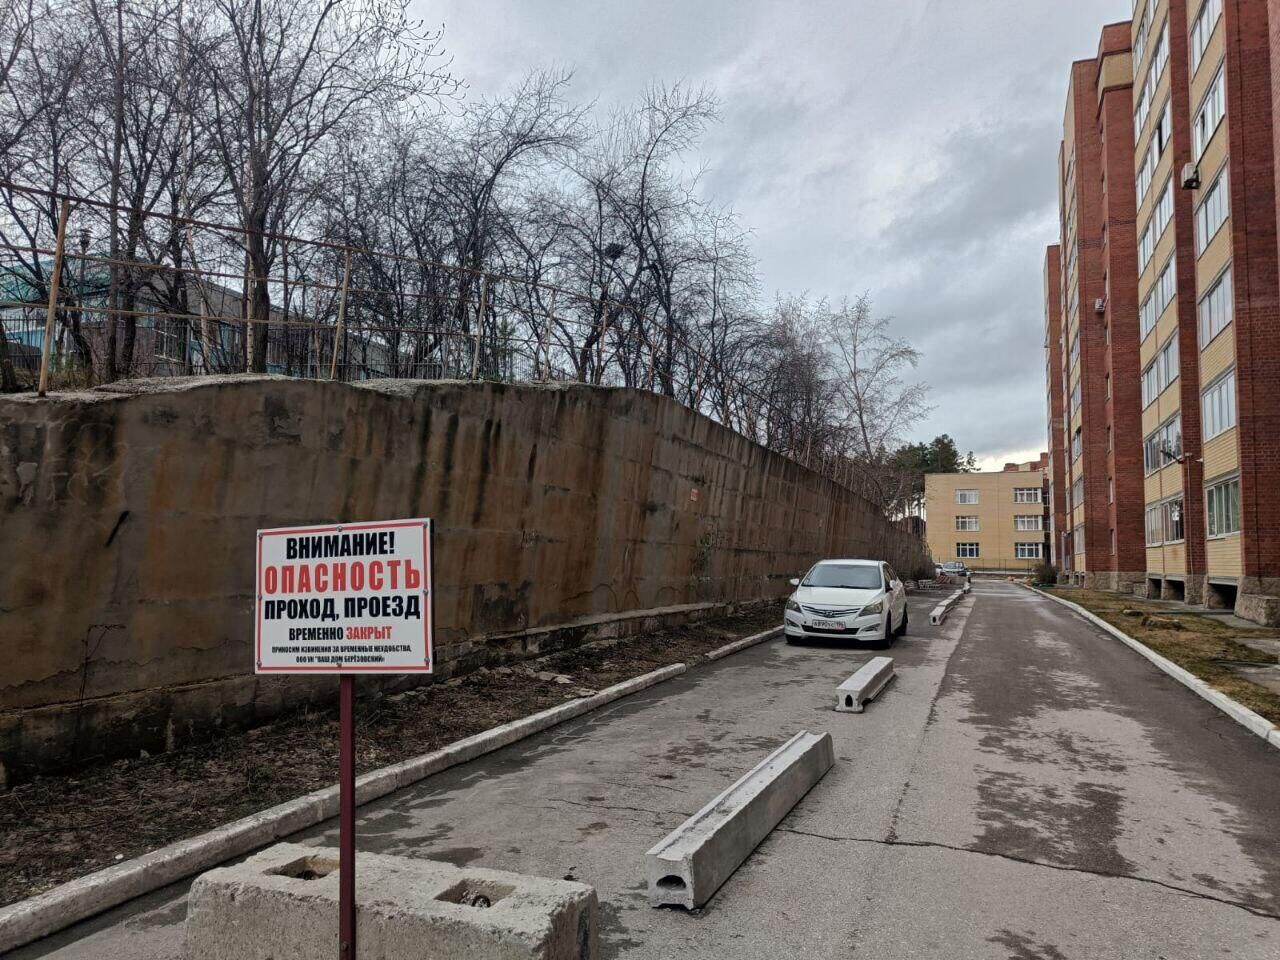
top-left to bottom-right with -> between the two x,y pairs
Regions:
185,842 -> 598,960
645,730 -> 834,909
835,656 -> 895,713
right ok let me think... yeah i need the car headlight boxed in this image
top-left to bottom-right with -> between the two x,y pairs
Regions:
862,598 -> 884,614
786,597 -> 801,612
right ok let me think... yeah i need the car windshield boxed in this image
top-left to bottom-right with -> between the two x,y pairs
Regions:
802,563 -> 883,590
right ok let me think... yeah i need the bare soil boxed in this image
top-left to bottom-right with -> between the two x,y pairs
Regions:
0,604 -> 781,907
1044,587 -> 1280,724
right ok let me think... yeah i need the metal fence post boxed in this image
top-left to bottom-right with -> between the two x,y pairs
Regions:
37,198 -> 72,397
329,249 -> 351,381
470,275 -> 486,380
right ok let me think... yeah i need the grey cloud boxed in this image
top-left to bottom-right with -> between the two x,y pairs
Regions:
420,0 -> 1128,459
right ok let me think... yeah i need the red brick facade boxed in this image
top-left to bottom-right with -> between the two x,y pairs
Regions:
1228,0 -> 1280,599
1044,245 -> 1068,568
1058,24 -> 1147,590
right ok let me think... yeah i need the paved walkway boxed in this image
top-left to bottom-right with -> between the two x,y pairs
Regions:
17,581 -> 1280,959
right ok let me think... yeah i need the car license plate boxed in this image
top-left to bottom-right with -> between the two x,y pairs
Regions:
811,619 -> 844,630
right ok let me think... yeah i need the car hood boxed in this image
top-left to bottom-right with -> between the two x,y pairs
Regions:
793,586 -> 883,607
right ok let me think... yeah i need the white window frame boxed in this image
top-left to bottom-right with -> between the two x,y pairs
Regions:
1205,474 -> 1241,538
956,542 -> 980,559
1198,264 -> 1233,347
1202,369 -> 1237,441
1193,65 -> 1226,158
1015,542 -> 1043,560
955,489 -> 978,505
955,516 -> 980,531
1190,0 -> 1223,76
1015,515 -> 1044,532
1195,165 -> 1229,256
1014,487 -> 1042,504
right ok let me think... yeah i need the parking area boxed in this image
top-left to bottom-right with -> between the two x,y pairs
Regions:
16,582 -> 1280,959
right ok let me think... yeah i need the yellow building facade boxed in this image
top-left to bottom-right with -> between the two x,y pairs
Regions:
925,465 -> 1050,573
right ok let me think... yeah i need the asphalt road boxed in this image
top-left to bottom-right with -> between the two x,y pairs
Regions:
16,580 -> 1280,959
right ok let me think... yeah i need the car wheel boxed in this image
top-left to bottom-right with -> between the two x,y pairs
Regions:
896,607 -> 908,637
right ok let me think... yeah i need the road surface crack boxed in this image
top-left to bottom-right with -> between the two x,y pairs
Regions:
776,827 -> 1280,922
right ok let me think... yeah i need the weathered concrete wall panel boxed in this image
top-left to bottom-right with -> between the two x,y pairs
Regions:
0,377 -> 928,782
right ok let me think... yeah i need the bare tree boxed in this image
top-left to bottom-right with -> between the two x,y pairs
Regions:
192,0 -> 457,371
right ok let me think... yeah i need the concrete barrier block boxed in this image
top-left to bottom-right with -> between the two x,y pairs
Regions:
645,730 -> 834,909
929,589 -> 964,626
835,656 -> 895,712
185,843 -> 598,960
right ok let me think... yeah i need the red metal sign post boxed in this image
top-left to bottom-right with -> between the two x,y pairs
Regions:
254,518 -> 436,960
339,674 -> 356,958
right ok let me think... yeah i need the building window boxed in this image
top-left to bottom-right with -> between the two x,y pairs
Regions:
1191,0 -> 1223,74
1141,255 -> 1177,343
1202,369 -> 1237,440
1015,543 -> 1043,560
1073,523 -> 1085,554
1198,265 -> 1233,346
956,489 -> 978,505
1205,475 -> 1241,538
154,318 -> 186,362
1106,424 -> 1112,450
1071,427 -> 1082,462
1014,487 -> 1042,504
1072,475 -> 1084,510
1134,19 -> 1169,138
1141,336 -> 1179,408
1015,515 -> 1043,531
1145,504 -> 1162,545
1108,477 -> 1114,503
1193,65 -> 1226,158
1069,331 -> 1080,369
1163,497 -> 1185,542
1111,527 -> 1117,555
956,543 -> 980,559
955,516 -> 980,531
1144,415 -> 1182,474
1195,166 -> 1229,256
1069,381 -> 1082,417
1138,179 -> 1173,273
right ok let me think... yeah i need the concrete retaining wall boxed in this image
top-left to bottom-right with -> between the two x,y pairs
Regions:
0,377 -> 929,783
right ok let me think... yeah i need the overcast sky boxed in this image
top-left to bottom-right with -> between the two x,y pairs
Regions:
426,0 -> 1127,469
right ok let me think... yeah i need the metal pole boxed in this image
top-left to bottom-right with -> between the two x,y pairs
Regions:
339,674 -> 356,959
38,198 -> 72,397
330,249 -> 351,381
470,276 -> 486,381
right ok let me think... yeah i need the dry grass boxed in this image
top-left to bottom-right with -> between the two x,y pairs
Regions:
1043,587 -> 1280,724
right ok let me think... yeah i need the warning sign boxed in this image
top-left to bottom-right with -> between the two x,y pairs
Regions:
254,518 -> 433,674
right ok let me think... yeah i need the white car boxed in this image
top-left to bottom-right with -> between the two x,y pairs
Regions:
783,559 -> 908,646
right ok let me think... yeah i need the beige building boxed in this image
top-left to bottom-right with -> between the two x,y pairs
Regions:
925,459 -> 1050,573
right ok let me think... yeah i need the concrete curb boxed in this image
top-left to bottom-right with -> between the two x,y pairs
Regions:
835,656 -> 895,713
700,626 -> 782,662
1021,583 -> 1280,752
929,590 -> 964,626
645,730 -> 835,909
0,662 -> 688,954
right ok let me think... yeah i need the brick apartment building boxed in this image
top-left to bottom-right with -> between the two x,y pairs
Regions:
1043,245 -> 1069,566
1054,23 -> 1146,592
924,458 -> 1050,575
1048,0 -> 1280,624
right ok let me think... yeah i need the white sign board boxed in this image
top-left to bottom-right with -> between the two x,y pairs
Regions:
255,518 -> 433,674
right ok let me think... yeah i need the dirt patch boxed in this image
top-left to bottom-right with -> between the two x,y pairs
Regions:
1043,588 -> 1280,725
0,604 -> 781,907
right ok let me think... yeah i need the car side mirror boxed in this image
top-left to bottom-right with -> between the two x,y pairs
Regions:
789,578 -> 800,587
